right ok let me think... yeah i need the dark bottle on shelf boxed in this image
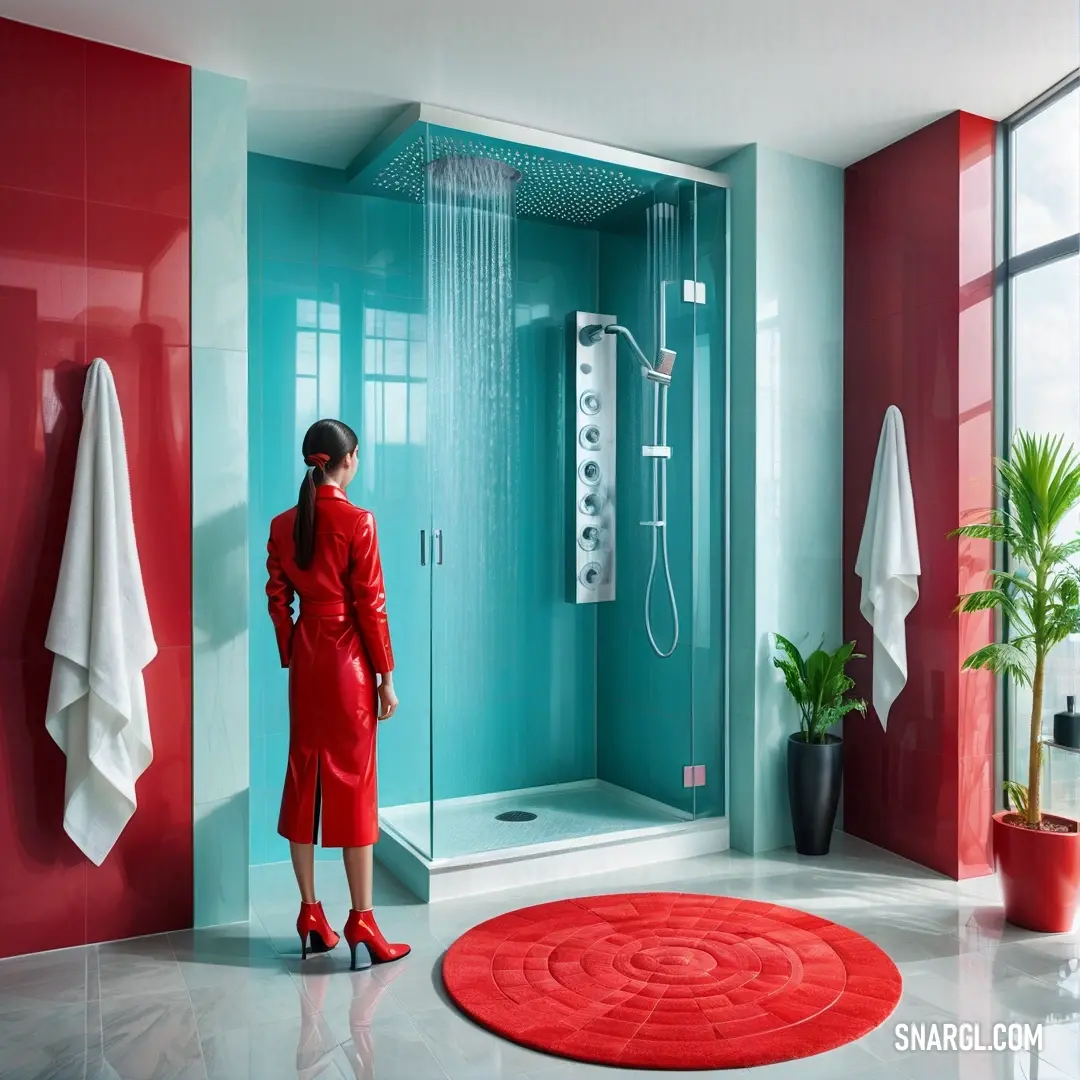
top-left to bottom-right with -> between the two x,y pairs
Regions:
1053,696 -> 1080,750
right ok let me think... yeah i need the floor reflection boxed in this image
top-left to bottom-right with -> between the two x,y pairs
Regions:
296,965 -> 403,1080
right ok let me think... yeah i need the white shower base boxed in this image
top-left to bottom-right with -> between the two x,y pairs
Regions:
375,779 -> 729,902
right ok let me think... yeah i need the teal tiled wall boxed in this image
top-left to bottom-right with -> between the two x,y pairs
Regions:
722,146 -> 844,853
191,69 -> 250,923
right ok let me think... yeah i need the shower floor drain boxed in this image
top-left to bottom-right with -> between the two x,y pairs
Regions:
495,811 -> 537,823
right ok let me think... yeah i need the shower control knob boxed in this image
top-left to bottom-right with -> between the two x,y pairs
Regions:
579,563 -> 602,589
579,492 -> 604,516
578,525 -> 601,551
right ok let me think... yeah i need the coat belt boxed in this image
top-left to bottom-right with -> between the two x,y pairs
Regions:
300,600 -> 351,618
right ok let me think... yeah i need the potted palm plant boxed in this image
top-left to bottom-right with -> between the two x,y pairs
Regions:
954,431 -> 1080,932
773,636 -> 867,856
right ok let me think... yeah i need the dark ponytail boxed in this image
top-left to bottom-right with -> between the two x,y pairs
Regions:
294,418 -> 359,569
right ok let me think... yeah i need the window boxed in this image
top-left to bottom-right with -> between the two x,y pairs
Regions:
294,299 -> 342,472
361,307 -> 427,484
1004,78 -> 1080,817
1012,87 -> 1079,256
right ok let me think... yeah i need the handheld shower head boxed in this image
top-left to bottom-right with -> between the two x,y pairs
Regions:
654,348 -> 676,382
604,325 -> 676,384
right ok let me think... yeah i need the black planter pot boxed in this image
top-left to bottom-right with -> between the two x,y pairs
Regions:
787,733 -> 844,856
1053,697 -> 1080,750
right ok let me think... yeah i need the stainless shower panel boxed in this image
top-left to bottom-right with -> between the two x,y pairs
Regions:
569,311 -> 616,604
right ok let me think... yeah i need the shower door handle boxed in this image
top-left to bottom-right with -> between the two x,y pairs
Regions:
434,529 -> 444,566
420,530 -> 427,566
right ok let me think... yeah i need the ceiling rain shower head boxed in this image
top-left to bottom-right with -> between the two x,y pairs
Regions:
426,155 -> 522,186
344,104 -> 729,227
403,137 -> 646,223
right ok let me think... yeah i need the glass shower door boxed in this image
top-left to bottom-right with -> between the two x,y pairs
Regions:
424,136 -> 529,861
352,190 -> 434,862
689,180 -> 728,821
594,183 -> 700,822
423,145 -> 726,858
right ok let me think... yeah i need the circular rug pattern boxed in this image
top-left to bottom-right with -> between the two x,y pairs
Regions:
442,892 -> 902,1071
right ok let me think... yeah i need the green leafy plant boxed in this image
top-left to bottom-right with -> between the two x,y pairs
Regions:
772,635 -> 867,744
954,431 -> 1080,828
1002,779 -> 1029,819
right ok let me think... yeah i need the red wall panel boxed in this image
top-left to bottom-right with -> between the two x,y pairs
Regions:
0,18 -> 192,959
842,112 -> 996,880
0,21 -> 85,200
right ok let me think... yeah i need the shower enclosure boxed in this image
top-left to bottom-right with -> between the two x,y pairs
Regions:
247,105 -> 729,895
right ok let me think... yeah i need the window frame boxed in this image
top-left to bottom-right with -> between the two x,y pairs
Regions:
998,70 -> 1080,802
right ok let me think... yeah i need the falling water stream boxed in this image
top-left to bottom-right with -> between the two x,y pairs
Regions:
426,155 -> 521,769
642,197 -> 681,656
646,198 -> 680,355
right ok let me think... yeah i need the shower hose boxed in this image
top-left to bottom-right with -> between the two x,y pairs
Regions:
645,379 -> 679,659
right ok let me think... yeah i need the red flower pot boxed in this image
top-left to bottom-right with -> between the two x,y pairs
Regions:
993,810 -> 1080,933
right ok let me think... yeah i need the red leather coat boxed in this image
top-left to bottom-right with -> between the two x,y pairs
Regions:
266,485 -> 394,848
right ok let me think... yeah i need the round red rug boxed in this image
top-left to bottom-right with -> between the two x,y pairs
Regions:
442,893 -> 902,1071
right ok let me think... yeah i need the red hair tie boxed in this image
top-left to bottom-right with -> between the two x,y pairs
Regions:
305,453 -> 330,470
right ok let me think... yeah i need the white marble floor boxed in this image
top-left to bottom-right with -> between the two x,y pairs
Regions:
1,833 -> 1078,1079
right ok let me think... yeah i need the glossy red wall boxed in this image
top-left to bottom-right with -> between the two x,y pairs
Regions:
843,112 -> 996,880
0,18 -> 192,958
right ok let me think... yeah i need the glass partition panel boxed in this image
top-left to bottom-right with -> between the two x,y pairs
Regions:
691,180 -> 728,820
246,154 -> 433,863
594,181 -> 697,820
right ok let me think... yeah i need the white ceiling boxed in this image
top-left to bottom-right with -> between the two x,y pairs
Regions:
2,0 -> 1077,169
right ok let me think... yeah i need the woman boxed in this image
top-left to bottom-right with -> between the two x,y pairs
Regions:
266,418 -> 410,969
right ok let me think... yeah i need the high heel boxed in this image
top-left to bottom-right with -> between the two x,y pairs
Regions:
297,901 -> 340,959
343,909 -> 410,969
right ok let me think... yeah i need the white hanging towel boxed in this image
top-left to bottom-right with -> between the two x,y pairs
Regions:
45,358 -> 156,866
855,405 -> 921,731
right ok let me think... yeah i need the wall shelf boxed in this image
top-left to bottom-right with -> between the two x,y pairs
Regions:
1044,740 -> 1080,756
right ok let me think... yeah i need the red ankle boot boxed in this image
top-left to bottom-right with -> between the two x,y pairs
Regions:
343,909 -> 410,969
297,901 -> 340,959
